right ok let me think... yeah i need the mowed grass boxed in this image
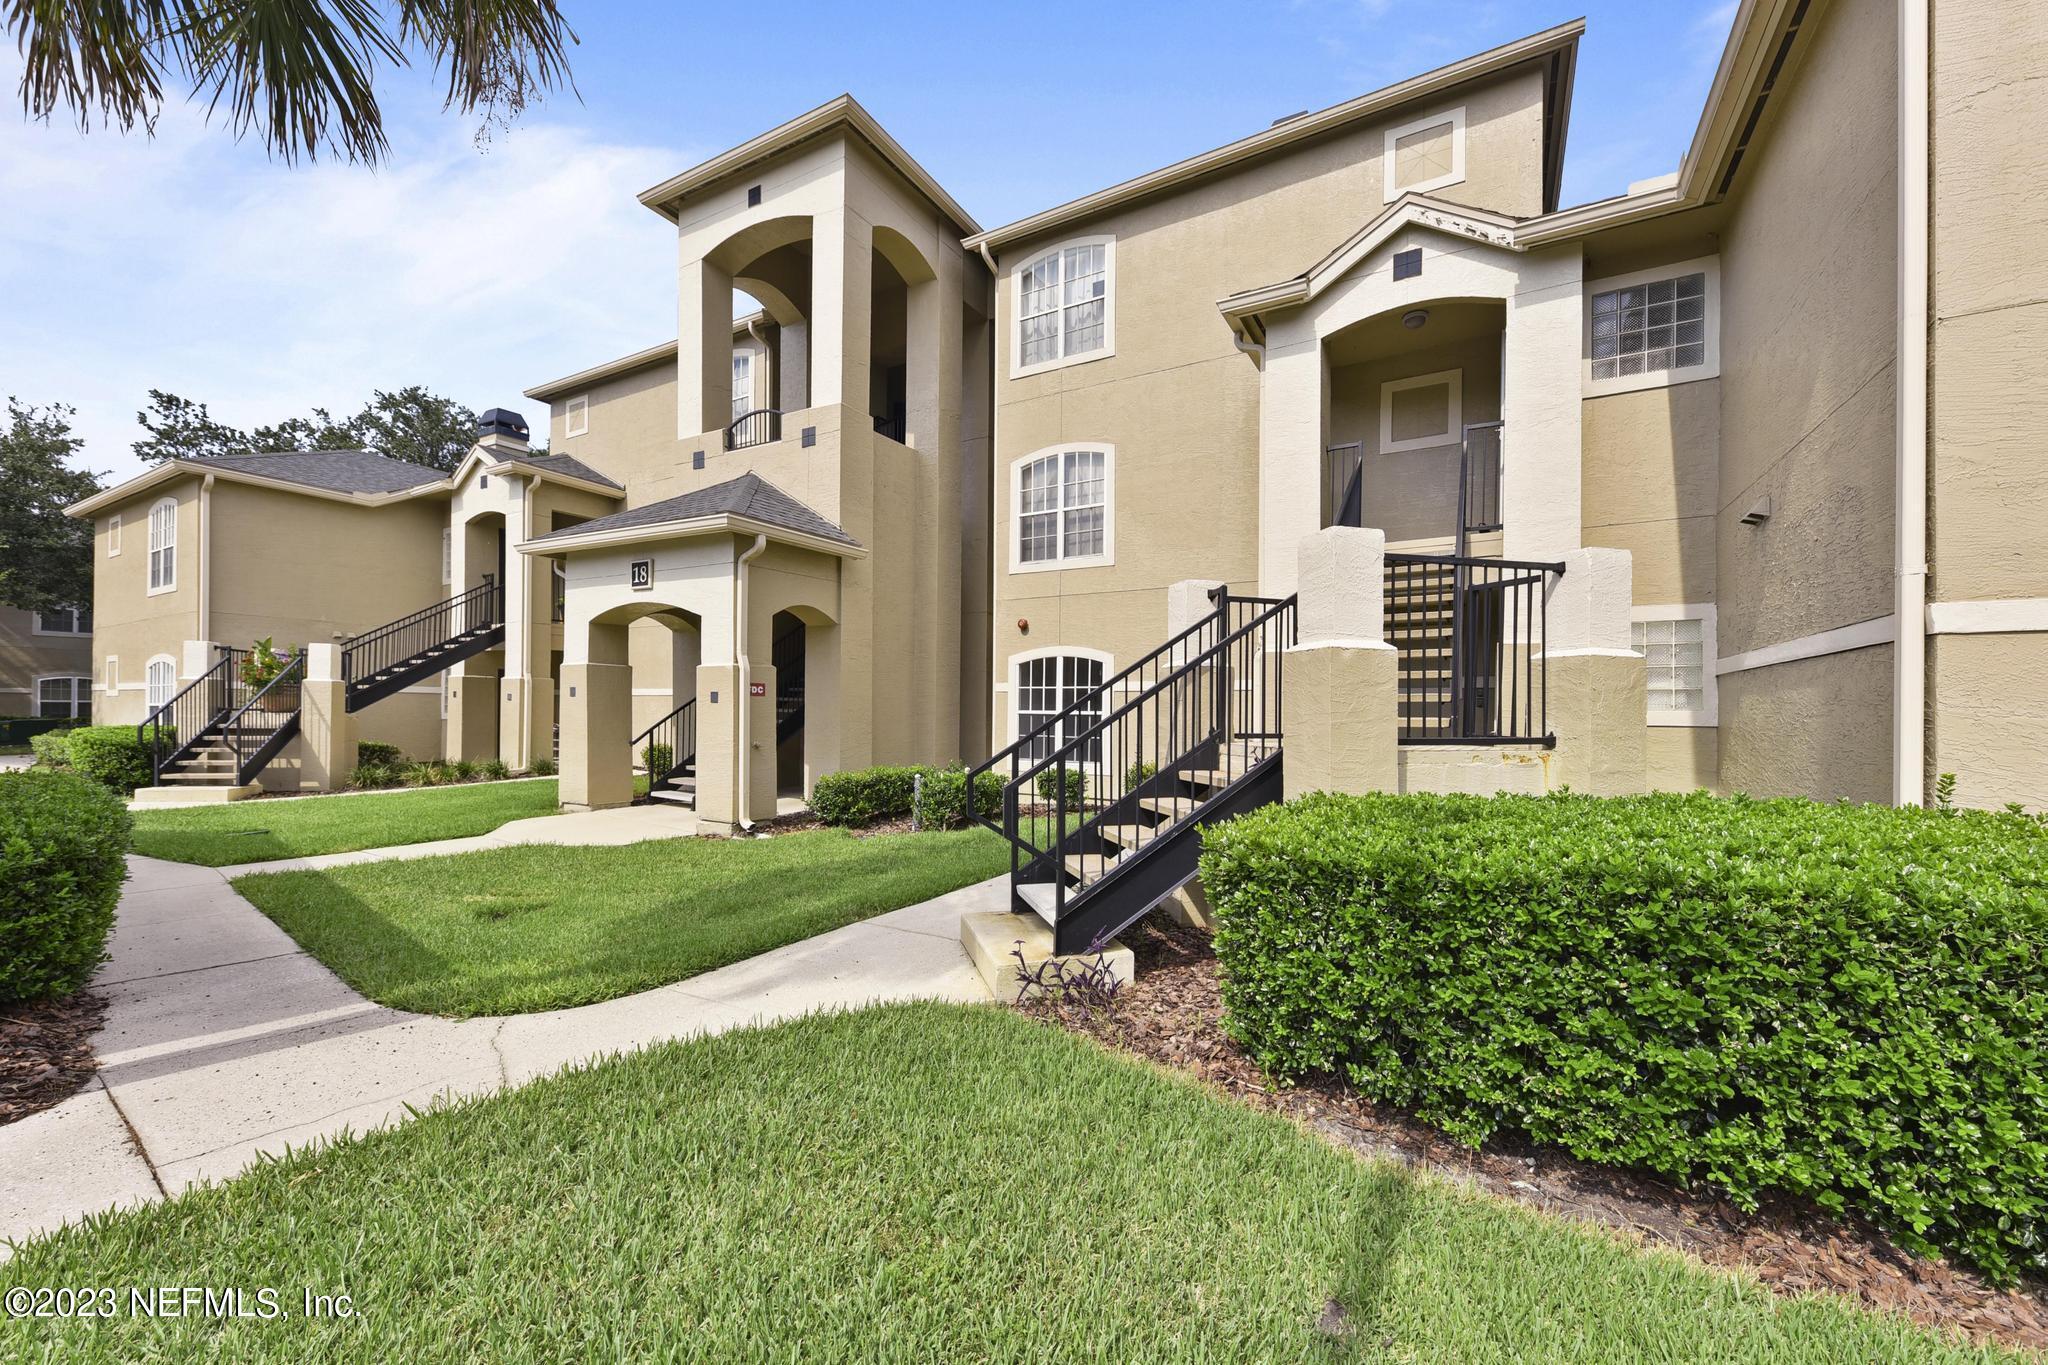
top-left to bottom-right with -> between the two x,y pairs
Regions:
0,1005 -> 2005,1364
232,827 -> 1009,1016
129,779 -> 566,865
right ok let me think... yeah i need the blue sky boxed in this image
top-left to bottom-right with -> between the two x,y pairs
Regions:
0,1 -> 1736,486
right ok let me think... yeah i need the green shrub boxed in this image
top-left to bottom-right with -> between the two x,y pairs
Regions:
1124,761 -> 1157,792
450,759 -> 480,782
0,772 -> 132,1003
811,765 -> 923,826
29,729 -> 73,770
530,757 -> 558,777
356,741 -> 404,768
351,761 -> 403,790
478,759 -> 511,781
402,761 -> 454,787
1033,766 -> 1086,807
641,743 -> 674,777
65,725 -> 161,794
910,762 -> 1001,829
1202,790 -> 2048,1283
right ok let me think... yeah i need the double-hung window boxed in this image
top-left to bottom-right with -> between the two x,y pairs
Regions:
1013,237 -> 1114,376
1013,447 -> 1112,571
38,676 -> 91,720
33,607 -> 90,635
147,498 -> 177,593
731,352 -> 754,422
1015,652 -> 1107,764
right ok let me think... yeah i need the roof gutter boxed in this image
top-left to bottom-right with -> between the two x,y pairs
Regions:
1894,0 -> 1930,805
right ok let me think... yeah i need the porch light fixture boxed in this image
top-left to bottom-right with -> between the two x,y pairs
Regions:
1401,308 -> 1430,330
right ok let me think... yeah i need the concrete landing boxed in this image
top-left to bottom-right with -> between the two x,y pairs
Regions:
960,911 -> 1135,1002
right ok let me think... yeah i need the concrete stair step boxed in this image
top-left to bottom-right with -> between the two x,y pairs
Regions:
648,789 -> 696,807
1062,850 -> 1128,886
1094,823 -> 1158,850
1017,882 -> 1057,925
160,772 -> 238,784
1138,796 -> 1202,820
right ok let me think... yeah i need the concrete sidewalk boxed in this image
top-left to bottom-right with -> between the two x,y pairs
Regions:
217,802 -> 703,876
1,856 -> 1003,1253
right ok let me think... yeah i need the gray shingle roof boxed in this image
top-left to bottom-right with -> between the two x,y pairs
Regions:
184,449 -> 448,495
499,451 -> 623,492
527,473 -> 859,548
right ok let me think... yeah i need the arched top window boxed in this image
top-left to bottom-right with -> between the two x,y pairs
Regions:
146,656 -> 178,710
147,497 -> 178,594
1010,648 -> 1113,764
1012,236 -> 1115,377
1010,445 -> 1113,573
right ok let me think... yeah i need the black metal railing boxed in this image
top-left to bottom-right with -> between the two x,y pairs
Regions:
872,412 -> 905,443
1000,591 -> 1297,938
632,699 -> 696,789
966,590 -> 1277,837
1384,552 -> 1562,746
1456,421 -> 1504,555
342,576 -> 502,693
138,646 -> 244,786
221,652 -> 306,785
725,408 -> 782,451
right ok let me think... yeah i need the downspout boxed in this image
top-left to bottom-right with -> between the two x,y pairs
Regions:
976,241 -> 997,276
1231,327 -> 1266,369
198,473 -> 214,643
732,532 -> 769,830
519,477 -> 535,772
1893,0 -> 1930,806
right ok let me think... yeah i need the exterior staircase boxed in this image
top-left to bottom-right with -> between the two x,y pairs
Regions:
972,592 -> 1297,955
634,699 -> 697,810
342,577 -> 505,712
139,647 -> 306,792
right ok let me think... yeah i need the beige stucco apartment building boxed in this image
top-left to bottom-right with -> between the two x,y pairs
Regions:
0,605 -> 93,725
71,0 -> 2048,825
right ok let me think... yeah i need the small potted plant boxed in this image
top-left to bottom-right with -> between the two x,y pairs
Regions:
239,637 -> 299,710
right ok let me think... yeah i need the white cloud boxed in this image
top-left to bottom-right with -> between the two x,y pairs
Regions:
0,67 -> 705,485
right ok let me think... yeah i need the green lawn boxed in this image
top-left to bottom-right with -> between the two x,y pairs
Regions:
0,1005 -> 2002,1363
233,827 -> 1009,1016
130,779 -> 567,865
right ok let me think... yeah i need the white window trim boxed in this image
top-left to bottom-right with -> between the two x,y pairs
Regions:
31,608 -> 88,636
565,395 -> 589,437
144,654 -> 178,710
1008,444 -> 1115,574
1009,234 -> 1117,380
1383,106 -> 1467,201
1582,254 -> 1722,398
1631,603 -> 1718,727
35,674 -> 92,720
107,514 -> 121,556
1379,369 -> 1463,454
104,656 -> 118,694
1006,646 -> 1115,765
146,496 -> 178,596
442,527 -> 453,586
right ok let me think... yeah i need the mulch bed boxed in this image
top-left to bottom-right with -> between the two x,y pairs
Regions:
1019,916 -> 2048,1355
0,990 -> 107,1127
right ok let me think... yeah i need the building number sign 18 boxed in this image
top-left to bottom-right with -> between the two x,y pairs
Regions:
630,559 -> 653,591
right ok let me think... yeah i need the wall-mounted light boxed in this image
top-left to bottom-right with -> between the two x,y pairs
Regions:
1740,496 -> 1773,527
1016,618 -> 1030,635
1401,308 -> 1430,330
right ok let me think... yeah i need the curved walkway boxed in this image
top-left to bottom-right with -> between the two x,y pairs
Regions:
1,855 -> 1005,1253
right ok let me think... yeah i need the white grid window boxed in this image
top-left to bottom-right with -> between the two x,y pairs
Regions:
34,607 -> 89,634
146,657 -> 176,709
1014,237 -> 1113,374
147,497 -> 177,593
1015,448 -> 1111,569
1592,272 -> 1707,381
38,676 -> 91,720
1631,607 -> 1718,726
731,352 -> 753,422
1016,654 -> 1106,764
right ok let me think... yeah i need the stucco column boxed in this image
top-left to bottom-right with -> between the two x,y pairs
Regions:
746,662 -> 778,818
558,661 -> 632,811
678,254 -> 735,437
693,663 -> 740,834
445,657 -> 499,763
808,207 -> 871,415
1542,546 -> 1645,796
904,255 -> 965,761
298,644 -> 354,792
1257,335 -> 1327,597
1501,246 -> 1585,564
1282,527 -> 1398,799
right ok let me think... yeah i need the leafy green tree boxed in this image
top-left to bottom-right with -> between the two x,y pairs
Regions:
0,399 -> 101,614
351,387 -> 477,472
132,390 -> 255,463
8,2 -> 577,165
135,386 -> 478,472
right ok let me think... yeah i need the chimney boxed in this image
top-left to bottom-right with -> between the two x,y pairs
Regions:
475,407 -> 530,455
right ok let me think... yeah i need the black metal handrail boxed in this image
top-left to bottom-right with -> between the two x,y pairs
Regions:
999,591 -> 1298,932
1455,421 -> 1504,556
725,408 -> 783,451
342,577 -> 502,691
138,646 -> 243,786
221,653 -> 306,785
965,591 -> 1283,837
632,699 -> 696,790
1385,552 -> 1562,746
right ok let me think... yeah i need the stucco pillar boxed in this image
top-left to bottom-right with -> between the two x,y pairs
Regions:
1257,336 -> 1327,597
904,254 -> 965,762
558,661 -> 633,811
746,661 -> 778,819
445,657 -> 499,763
298,644 -> 354,792
693,663 -> 741,835
1282,527 -> 1398,799
1501,246 -> 1585,564
180,639 -> 221,682
1543,546 -> 1645,796
678,254 -> 734,437
808,207 -> 871,415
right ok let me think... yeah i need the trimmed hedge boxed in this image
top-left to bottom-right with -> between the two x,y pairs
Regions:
811,763 -> 1002,829
29,728 -> 74,770
356,741 -> 403,768
911,763 -> 1002,829
1034,767 -> 1086,807
64,725 -> 161,794
0,771 -> 133,1003
1202,790 -> 2048,1283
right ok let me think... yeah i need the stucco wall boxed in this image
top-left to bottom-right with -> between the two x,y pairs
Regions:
1712,0 -> 1898,799
1328,327 -> 1503,545
88,480 -> 202,725
990,66 -> 1550,747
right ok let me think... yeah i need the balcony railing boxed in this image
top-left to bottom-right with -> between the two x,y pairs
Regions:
725,408 -> 782,451
1323,421 -> 1506,555
1384,552 -> 1563,746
